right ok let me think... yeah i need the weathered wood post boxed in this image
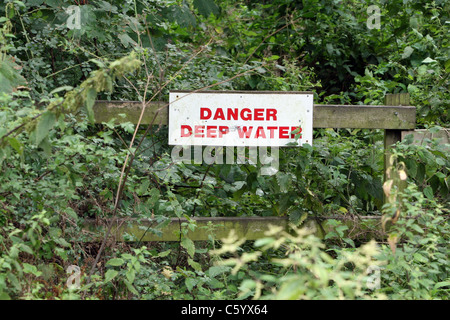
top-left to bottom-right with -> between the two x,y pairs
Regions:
383,93 -> 411,204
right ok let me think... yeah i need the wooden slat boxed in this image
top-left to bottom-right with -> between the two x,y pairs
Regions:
93,101 -> 416,129
383,93 -> 410,204
401,129 -> 449,150
313,104 -> 415,129
93,100 -> 168,125
82,216 -> 382,241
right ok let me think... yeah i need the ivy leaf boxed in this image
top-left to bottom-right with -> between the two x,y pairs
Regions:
35,111 -> 56,146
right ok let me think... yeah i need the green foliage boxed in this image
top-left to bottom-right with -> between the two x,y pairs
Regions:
0,56 -> 27,94
211,227 -> 385,300
378,183 -> 449,299
0,0 -> 448,301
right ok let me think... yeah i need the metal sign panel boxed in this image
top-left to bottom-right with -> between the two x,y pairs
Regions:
169,91 -> 313,147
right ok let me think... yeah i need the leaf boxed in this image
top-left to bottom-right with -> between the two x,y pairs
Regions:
289,208 -> 308,226
106,258 -> 125,267
422,57 -> 437,64
411,224 -> 424,234
413,253 -> 428,263
19,244 -> 33,255
208,266 -> 231,278
49,86 -> 73,96
423,186 -> 433,199
8,137 -> 23,156
336,225 -> 349,236
120,122 -> 135,134
35,111 -> 56,146
185,278 -> 198,292
0,292 -> 11,300
0,55 -> 27,94
104,269 -> 118,283
401,46 -> 414,59
126,269 -> 136,283
84,87 -> 97,123
123,279 -> 138,294
193,0 -> 220,17
66,208 -> 79,222
181,237 -> 195,258
188,258 -> 202,272
118,33 -> 137,48
343,238 -> 355,248
39,136 -> 52,157
276,172 -> 291,193
163,4 -> 196,28
27,0 -> 44,5
276,279 -> 304,300
156,249 -> 171,258
23,263 -> 42,277
254,237 -> 275,248
445,59 -> 450,73
434,281 -> 450,290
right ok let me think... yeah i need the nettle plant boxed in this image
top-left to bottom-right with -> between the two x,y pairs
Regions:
378,181 -> 449,299
378,138 -> 449,299
211,226 -> 386,300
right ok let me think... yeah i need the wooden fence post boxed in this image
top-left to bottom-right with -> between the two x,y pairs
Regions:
384,93 -> 410,203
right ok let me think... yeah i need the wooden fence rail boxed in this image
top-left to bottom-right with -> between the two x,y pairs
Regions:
84,93 -> 416,241
83,216 -> 383,242
93,100 -> 416,129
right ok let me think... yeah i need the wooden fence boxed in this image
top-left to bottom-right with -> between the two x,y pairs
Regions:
85,93 -> 416,241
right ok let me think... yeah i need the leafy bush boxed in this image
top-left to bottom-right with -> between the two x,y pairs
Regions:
0,0 -> 448,301
211,226 -> 386,299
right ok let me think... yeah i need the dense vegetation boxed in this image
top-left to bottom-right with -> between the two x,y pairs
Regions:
0,0 -> 448,300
